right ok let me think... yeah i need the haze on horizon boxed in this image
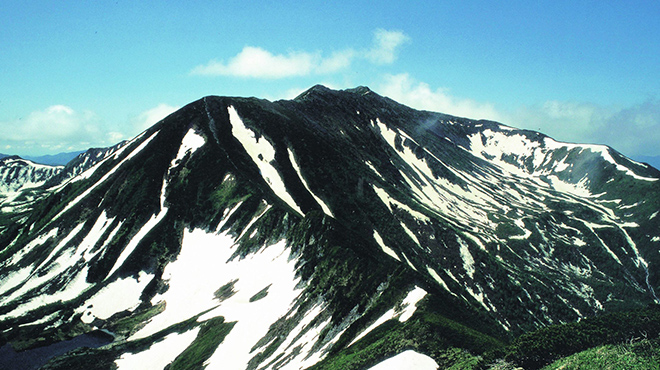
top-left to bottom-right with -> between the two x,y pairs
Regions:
1,1 -> 659,162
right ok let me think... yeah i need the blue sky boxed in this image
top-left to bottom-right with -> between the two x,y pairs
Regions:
2,1 -> 659,160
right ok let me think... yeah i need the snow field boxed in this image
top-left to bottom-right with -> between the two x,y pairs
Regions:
200,240 -> 304,369
78,271 -> 152,324
228,106 -> 304,216
367,350 -> 438,370
127,228 -> 309,370
115,328 -> 200,370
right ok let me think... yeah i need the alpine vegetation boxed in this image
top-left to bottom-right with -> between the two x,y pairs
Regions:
0,86 -> 659,369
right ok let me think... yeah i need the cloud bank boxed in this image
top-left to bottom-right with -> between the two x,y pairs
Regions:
1,103 -> 179,156
376,74 -> 660,157
191,29 -> 408,78
376,73 -> 504,122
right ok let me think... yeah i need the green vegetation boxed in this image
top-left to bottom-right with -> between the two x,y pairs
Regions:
167,317 -> 236,370
249,285 -> 271,302
108,302 -> 167,337
481,305 -> 660,369
543,338 -> 660,370
311,306 -> 503,370
214,280 -> 238,302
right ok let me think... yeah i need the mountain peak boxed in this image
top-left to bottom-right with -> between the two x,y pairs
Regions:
293,84 -> 379,102
293,84 -> 334,101
344,85 -> 374,95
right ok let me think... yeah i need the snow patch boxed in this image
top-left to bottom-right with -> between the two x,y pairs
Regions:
79,271 -> 152,324
349,287 -> 426,346
427,267 -> 451,294
106,177 -> 168,279
374,230 -> 400,261
458,237 -> 475,278
367,350 -> 438,370
228,105 -> 303,216
288,148 -> 333,217
170,128 -> 206,168
115,328 -> 200,370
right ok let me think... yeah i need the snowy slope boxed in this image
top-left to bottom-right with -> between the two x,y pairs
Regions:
1,85 -> 659,369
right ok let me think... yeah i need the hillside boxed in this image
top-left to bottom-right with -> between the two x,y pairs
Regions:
0,86 -> 659,369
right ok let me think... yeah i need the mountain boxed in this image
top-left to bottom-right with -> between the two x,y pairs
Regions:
0,156 -> 63,211
0,85 -> 659,369
24,151 -> 86,166
0,144 -> 126,238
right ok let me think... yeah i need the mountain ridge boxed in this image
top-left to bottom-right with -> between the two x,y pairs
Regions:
0,85 -> 658,369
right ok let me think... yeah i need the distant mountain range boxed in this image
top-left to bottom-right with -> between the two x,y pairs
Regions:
1,86 -> 659,369
0,151 -> 85,167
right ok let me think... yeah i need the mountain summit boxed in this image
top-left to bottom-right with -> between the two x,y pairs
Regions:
1,86 -> 659,369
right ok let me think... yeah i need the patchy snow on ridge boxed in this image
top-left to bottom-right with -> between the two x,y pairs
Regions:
373,185 -> 430,223
367,350 -> 438,370
349,287 -> 427,347
228,105 -> 303,216
170,128 -> 206,168
257,303 -> 328,369
373,230 -> 400,261
288,148 -> 333,217
106,177 -> 168,279
54,130 -> 160,220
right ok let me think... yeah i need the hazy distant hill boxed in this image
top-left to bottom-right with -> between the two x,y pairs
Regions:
23,151 -> 85,166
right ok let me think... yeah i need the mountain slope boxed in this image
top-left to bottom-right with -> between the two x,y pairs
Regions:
0,86 -> 659,369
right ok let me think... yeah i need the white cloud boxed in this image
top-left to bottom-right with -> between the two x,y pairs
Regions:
375,74 -> 660,157
376,73 -> 503,121
1,105 -> 104,154
191,46 -> 320,78
496,99 -> 660,157
133,103 -> 179,132
590,99 -> 660,156
317,49 -> 356,74
191,29 -> 409,79
0,102 -> 180,156
366,29 -> 410,64
509,101 -> 608,145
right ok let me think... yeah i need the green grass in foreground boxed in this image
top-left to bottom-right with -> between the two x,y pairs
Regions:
542,338 -> 660,370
